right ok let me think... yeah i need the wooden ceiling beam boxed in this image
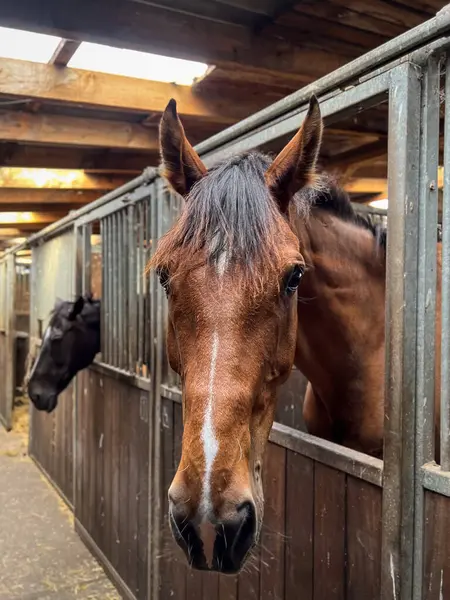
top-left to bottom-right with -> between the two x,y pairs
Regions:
0,202 -> 86,212
0,58 -> 255,124
327,140 -> 387,170
0,222 -> 52,232
49,39 -> 81,66
0,145 -> 156,171
0,228 -> 22,238
0,2 -> 349,78
344,177 -> 387,195
0,110 -> 159,151
0,189 -> 104,205
0,167 -> 129,190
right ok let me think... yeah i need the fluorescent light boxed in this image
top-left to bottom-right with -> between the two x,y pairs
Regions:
68,42 -> 209,85
0,26 -> 61,63
369,198 -> 388,210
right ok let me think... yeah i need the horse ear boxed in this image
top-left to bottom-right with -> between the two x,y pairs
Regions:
68,296 -> 84,321
159,98 -> 207,198
54,297 -> 64,310
265,95 -> 323,213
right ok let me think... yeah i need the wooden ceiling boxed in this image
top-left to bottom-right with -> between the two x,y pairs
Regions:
0,0 -> 446,247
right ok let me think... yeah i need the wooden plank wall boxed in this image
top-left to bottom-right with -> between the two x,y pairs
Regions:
423,491 -> 450,599
29,382 -> 74,504
75,367 -> 150,600
158,399 -> 383,600
275,367 -> 308,431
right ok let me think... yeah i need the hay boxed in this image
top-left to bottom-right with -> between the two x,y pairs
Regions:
12,396 -> 29,437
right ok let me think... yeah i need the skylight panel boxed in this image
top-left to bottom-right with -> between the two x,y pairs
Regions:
0,26 -> 61,63
68,42 -> 209,85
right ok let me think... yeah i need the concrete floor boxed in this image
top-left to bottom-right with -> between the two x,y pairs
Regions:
0,406 -> 120,600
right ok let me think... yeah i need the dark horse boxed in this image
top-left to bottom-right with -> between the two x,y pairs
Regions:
27,295 -> 100,413
149,96 -> 443,574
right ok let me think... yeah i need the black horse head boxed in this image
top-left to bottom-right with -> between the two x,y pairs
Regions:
27,295 -> 101,412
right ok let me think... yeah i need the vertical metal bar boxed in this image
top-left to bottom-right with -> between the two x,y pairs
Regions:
124,208 -> 129,371
150,179 -> 164,600
75,226 -> 83,297
138,202 -> 144,374
381,63 -> 422,600
112,212 -> 119,368
149,187 -> 157,381
82,223 -> 92,296
107,215 -> 114,366
142,200 -> 148,377
441,54 -> 450,471
145,197 -> 152,377
128,204 -> 137,374
413,55 -> 440,600
120,208 -> 127,370
100,218 -> 106,360
117,210 -> 124,370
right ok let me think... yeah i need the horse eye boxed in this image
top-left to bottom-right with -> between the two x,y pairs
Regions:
283,265 -> 305,296
157,268 -> 170,296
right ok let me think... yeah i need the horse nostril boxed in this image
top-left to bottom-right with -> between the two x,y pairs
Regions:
212,499 -> 257,574
237,500 -> 254,516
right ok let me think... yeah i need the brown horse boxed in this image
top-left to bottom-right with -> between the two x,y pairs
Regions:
150,96 -> 441,573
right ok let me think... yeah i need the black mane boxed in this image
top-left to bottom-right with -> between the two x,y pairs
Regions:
297,172 -> 387,248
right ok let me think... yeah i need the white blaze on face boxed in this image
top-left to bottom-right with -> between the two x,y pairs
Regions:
216,251 -> 227,278
200,330 -> 220,518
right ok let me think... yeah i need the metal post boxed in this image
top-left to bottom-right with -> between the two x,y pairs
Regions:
441,53 -> 450,472
413,54 -> 441,600
381,62 -> 422,600
112,212 -> 119,368
128,204 -> 137,374
107,215 -> 113,366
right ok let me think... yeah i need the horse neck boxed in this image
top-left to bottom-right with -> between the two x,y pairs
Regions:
292,208 -> 386,403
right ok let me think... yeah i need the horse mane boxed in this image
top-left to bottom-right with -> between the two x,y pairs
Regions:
298,172 -> 387,249
149,151 -> 387,292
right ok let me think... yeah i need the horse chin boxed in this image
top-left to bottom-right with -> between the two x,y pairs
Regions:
45,395 -> 58,413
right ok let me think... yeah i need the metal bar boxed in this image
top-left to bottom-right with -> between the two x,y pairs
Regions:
441,53 -> 450,471
82,223 -> 92,296
128,204 -> 137,374
146,195 -> 152,375
413,55 -> 441,600
381,62 -> 422,600
107,215 -> 113,366
112,212 -> 119,368
75,226 -> 83,297
195,9 -> 450,158
100,218 -> 106,360
421,463 -> 450,497
150,179 -> 165,600
122,208 -> 129,370
90,360 -> 151,392
137,201 -> 144,375
202,73 -> 390,168
118,210 -> 125,370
